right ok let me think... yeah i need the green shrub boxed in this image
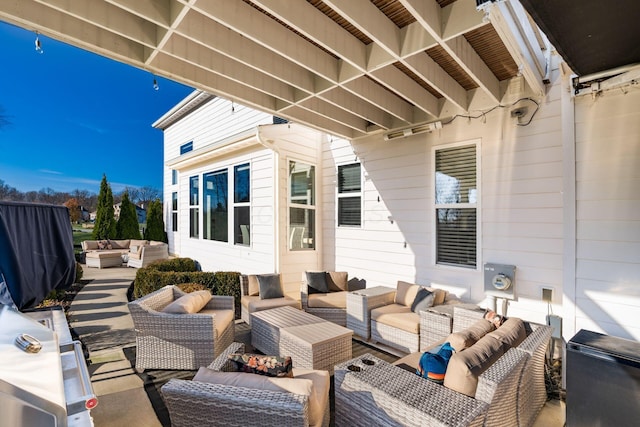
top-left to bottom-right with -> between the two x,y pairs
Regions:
146,257 -> 197,272
176,283 -> 206,293
132,261 -> 241,318
75,262 -> 83,283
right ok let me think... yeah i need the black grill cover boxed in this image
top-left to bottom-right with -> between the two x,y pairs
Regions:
0,201 -> 76,310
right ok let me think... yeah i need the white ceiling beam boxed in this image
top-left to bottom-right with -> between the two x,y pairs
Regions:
144,0 -> 191,65
319,87 -> 395,130
276,105 -> 359,140
297,98 -> 369,133
161,34 -> 299,104
0,0 -> 145,62
106,0 -> 172,27
370,65 -> 439,115
342,77 -> 413,124
175,12 -> 317,95
252,0 -> 367,71
486,0 -> 547,95
193,0 -> 339,83
34,0 -> 157,47
402,0 -> 501,103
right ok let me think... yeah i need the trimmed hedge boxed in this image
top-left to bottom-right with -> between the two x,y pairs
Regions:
133,258 -> 241,318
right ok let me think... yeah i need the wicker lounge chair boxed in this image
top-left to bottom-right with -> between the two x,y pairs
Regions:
239,274 -> 301,325
161,342 -> 331,427
128,285 -> 235,371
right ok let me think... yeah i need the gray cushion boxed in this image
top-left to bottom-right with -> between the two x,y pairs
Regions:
258,274 -> 284,299
306,271 -> 329,294
411,288 -> 434,313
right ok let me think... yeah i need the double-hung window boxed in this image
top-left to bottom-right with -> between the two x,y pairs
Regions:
434,142 -> 478,269
234,163 -> 250,246
337,163 -> 361,227
203,169 -> 228,242
189,176 -> 199,238
289,160 -> 315,250
171,192 -> 178,232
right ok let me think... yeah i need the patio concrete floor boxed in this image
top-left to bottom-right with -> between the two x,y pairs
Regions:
69,265 -> 565,427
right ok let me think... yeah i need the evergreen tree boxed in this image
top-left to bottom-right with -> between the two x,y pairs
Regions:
92,175 -> 116,240
116,191 -> 141,239
144,199 -> 167,242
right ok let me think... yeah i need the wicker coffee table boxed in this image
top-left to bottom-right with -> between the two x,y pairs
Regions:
251,306 -> 353,374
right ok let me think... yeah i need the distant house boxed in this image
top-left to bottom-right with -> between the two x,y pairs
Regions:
113,202 -> 146,223
79,206 -> 90,222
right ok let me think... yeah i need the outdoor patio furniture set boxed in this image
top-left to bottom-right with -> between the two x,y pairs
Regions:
82,238 -> 169,268
129,274 -> 552,427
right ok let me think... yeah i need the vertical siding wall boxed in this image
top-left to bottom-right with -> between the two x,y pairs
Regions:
323,75 -> 564,324
574,88 -> 640,341
162,97 -> 275,273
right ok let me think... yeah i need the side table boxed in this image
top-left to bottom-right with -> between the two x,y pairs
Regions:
346,286 -> 395,340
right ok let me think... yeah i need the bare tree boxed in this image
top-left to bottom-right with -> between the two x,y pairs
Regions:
137,185 -> 161,208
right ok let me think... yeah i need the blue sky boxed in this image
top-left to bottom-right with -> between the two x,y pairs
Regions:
0,21 -> 194,194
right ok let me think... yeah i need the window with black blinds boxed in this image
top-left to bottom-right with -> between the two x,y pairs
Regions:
434,144 -> 477,268
338,163 -> 361,226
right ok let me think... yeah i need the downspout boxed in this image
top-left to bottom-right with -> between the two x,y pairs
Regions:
256,126 -> 280,274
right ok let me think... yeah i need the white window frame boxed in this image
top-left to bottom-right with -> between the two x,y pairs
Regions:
431,139 -> 481,270
336,162 -> 363,228
232,161 -> 251,247
287,159 -> 316,251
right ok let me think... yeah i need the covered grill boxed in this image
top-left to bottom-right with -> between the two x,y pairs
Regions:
0,201 -> 97,426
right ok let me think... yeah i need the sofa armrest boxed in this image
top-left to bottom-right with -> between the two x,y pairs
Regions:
239,275 -> 250,297
475,348 -> 528,426
161,379 -> 309,427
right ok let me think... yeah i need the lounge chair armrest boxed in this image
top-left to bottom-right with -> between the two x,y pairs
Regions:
206,295 -> 235,311
208,342 -> 245,371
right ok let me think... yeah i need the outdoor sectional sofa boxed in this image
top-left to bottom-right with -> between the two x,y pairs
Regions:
335,307 -> 553,427
300,271 -> 366,326
82,238 -> 168,268
368,280 -> 465,354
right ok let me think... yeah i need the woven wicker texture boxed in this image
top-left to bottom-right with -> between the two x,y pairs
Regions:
335,354 -> 487,427
161,341 -> 330,427
346,287 -> 396,340
250,306 -> 325,356
128,285 -> 235,371
371,320 -> 420,353
279,322 -> 353,374
515,323 -> 553,427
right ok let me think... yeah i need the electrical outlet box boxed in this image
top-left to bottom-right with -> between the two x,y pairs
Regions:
546,314 -> 562,339
542,288 -> 553,302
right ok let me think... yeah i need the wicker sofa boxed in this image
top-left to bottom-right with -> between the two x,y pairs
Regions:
369,280 -> 458,354
81,238 -> 169,268
240,274 -> 301,325
300,271 -> 365,326
128,285 -> 235,371
335,311 -> 552,427
161,342 -> 331,427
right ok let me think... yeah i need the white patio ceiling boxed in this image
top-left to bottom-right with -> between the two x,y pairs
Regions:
0,0 -> 549,140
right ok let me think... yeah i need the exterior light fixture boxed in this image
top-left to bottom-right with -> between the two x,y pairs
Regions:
34,32 -> 43,54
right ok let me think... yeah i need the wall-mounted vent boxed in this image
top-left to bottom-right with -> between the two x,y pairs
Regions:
383,121 -> 442,141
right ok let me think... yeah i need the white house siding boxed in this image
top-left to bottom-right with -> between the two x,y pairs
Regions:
161,95 -> 275,272
323,71 -> 565,326
573,88 -> 640,341
259,124 -> 324,297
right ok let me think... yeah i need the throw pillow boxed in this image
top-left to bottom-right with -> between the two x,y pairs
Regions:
416,342 -> 455,384
162,290 -> 212,314
97,240 -> 108,250
129,245 -> 139,254
410,287 -> 434,313
306,271 -> 329,294
257,274 -> 284,299
326,271 -> 349,292
228,353 -> 293,378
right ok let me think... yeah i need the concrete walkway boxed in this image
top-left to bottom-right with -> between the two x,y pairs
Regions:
68,266 -> 163,427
